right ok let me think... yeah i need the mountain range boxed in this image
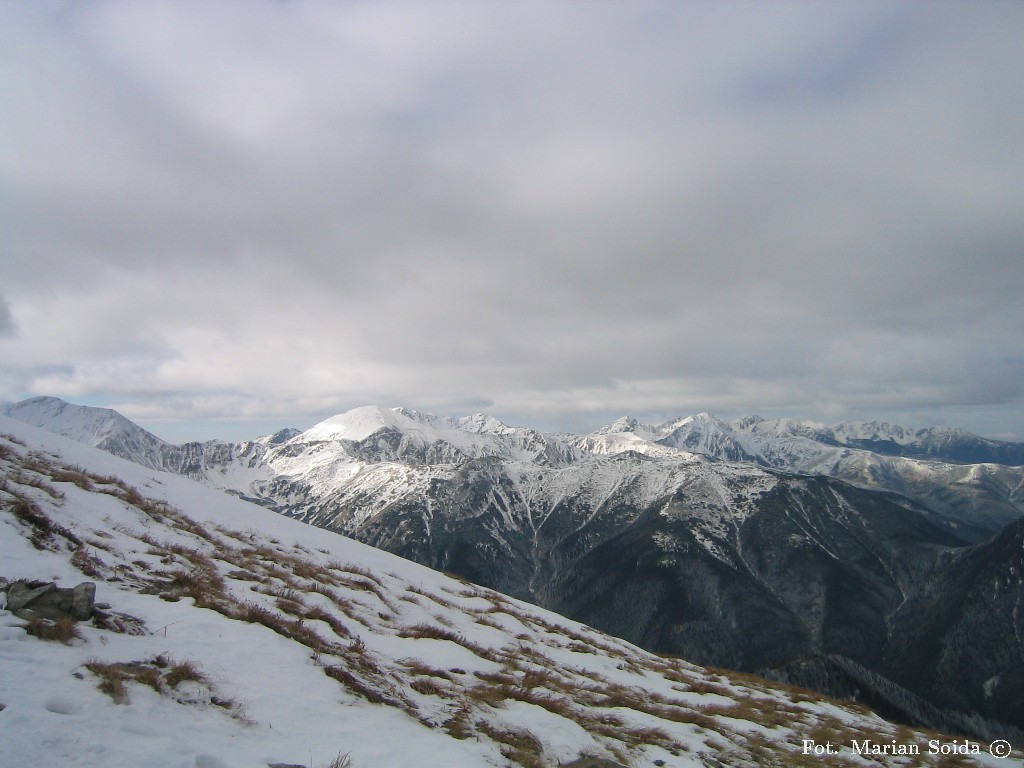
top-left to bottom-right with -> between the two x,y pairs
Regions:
6,413 -> 1020,767
4,395 -> 1024,744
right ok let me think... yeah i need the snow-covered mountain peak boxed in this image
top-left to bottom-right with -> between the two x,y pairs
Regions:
729,414 -> 766,431
659,411 -> 736,435
457,412 -> 515,435
832,420 -> 919,444
255,426 -> 302,446
599,416 -> 639,433
299,405 -> 415,443
732,416 -> 833,441
655,412 -> 759,462
591,416 -> 656,438
300,406 -> 515,444
690,411 -> 723,424
0,396 -> 162,449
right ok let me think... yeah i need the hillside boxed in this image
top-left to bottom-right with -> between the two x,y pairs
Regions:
3,416 -> 1021,767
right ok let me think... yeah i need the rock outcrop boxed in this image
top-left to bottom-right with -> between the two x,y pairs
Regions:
5,580 -> 96,621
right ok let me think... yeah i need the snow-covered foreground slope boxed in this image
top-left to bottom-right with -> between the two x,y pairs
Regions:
3,416 -> 1019,768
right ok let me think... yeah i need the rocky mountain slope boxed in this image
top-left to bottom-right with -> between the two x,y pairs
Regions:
9,417 -> 1020,767
5,397 -> 1024,744
883,515 -> 1024,735
605,412 -> 1024,535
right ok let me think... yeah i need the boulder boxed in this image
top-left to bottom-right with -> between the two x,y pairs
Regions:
7,580 -> 96,621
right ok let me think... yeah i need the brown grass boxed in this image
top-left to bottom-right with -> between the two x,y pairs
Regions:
84,660 -> 163,703
81,655 -> 248,718
49,466 -> 91,489
91,609 -> 148,636
442,704 -> 473,739
322,664 -> 398,707
85,660 -> 131,704
13,470 -> 66,500
399,659 -> 455,681
162,659 -> 205,689
8,496 -> 80,550
24,616 -> 81,644
70,544 -> 105,578
476,720 -> 545,768
410,678 -> 450,697
406,585 -> 458,610
397,623 -> 502,662
303,604 -> 352,639
165,567 -> 227,609
238,601 -> 328,652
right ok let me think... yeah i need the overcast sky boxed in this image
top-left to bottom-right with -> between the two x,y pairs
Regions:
2,1 -> 1023,443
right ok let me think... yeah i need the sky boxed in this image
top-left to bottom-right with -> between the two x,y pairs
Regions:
2,0 -> 1023,444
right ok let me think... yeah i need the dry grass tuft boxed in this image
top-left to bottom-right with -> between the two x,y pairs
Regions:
85,660 -> 132,704
397,623 -> 501,662
84,659 -> 163,703
303,604 -> 352,639
322,664 -> 397,707
162,659 -> 205,689
410,678 -> 450,697
82,655 -> 247,717
24,616 -> 82,644
442,703 -> 473,739
165,567 -> 227,609
399,659 -> 455,681
49,466 -> 95,490
70,544 -> 106,578
476,720 -> 545,768
3,461 -> 65,500
406,585 -> 459,610
8,496 -> 80,550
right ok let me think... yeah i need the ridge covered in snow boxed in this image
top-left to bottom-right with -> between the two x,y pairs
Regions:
2,415 -> 1020,767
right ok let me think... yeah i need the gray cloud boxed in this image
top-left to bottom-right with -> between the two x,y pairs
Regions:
1,1 -> 1022,441
0,294 -> 15,338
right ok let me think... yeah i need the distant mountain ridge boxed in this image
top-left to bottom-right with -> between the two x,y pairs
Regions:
8,395 -> 1023,467
6,396 -> 1021,534
597,410 -> 1024,469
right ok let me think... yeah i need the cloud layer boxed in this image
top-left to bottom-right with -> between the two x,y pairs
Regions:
3,1 -> 1023,441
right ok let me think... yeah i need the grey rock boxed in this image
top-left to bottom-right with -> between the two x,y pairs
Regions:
69,583 -> 96,620
7,580 -> 96,621
7,582 -> 56,614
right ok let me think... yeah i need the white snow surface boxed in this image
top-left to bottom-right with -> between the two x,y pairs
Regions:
3,416 -> 1018,768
